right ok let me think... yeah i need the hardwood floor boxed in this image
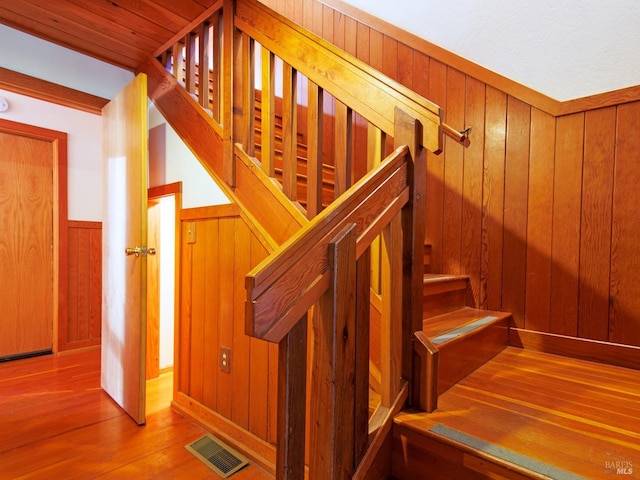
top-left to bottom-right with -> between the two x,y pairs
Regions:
0,348 -> 273,479
393,347 -> 640,479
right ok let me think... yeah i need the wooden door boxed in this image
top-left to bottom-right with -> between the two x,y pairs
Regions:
0,132 -> 53,359
101,73 -> 149,425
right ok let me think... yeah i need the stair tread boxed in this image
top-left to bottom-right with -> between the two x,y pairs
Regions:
423,273 -> 468,284
422,306 -> 511,341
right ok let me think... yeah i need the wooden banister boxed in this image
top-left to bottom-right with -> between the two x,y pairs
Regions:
234,0 -> 443,153
150,1 -> 456,478
246,145 -> 410,343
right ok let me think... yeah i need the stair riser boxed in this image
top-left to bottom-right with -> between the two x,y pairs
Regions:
436,317 -> 510,395
392,425 -> 538,480
423,282 -> 468,320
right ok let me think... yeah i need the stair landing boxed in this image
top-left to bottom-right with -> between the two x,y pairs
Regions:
394,347 -> 640,479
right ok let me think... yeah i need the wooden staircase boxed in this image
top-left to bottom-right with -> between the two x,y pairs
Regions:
422,274 -> 511,398
391,261 -> 640,479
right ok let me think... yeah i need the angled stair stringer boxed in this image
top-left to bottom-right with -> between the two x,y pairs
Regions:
139,57 -> 308,247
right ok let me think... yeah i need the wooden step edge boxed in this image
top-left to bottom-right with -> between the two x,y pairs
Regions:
427,309 -> 512,347
392,418 -> 581,480
422,274 -> 469,296
422,307 -> 510,340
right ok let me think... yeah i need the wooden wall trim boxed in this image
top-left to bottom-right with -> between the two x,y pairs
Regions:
0,67 -> 108,115
181,203 -> 241,220
173,391 -> 276,475
509,328 -> 640,371
319,0 -> 640,117
68,220 -> 102,229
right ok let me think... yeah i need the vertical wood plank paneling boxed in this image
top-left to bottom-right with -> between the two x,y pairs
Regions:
216,217 -> 235,419
462,76 -> 485,306
355,22 -> 369,64
308,0 -> 324,36
202,219 -> 220,410
63,222 -> 102,351
425,60 -> 447,274
368,29 -> 383,72
249,234 -> 270,439
76,227 -> 91,342
344,16 -> 357,57
89,227 -> 102,340
268,340 -> 279,444
481,87 -> 507,311
322,3 -> 334,42
442,67 -> 465,275
179,222 -> 193,394
232,219 -> 252,430
332,11 -> 345,50
610,101 -> 640,345
502,96 -> 531,328
382,35 -> 398,82
550,113 -> 584,336
189,220 -> 206,403
67,227 -> 79,343
579,107 -> 616,341
524,108 -> 555,332
398,43 -> 413,89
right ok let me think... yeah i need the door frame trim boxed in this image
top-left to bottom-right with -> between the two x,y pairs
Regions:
0,119 -> 68,354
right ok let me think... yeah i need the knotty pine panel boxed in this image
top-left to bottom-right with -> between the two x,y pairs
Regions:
261,0 -> 640,346
179,212 -> 275,443
62,221 -> 101,351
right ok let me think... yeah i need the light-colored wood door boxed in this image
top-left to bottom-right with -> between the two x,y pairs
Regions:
101,73 -> 148,425
0,132 -> 53,358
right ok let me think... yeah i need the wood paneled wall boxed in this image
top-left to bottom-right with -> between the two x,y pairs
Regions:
61,221 -> 102,351
179,204 -> 278,444
259,0 -> 640,347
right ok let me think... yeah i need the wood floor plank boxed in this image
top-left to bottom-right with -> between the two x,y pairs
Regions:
0,349 -> 274,480
394,346 -> 640,479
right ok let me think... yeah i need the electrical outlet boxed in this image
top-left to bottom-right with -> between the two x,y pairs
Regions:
220,346 -> 231,373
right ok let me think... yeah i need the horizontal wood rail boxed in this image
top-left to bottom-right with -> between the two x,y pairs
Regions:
246,144 -> 409,342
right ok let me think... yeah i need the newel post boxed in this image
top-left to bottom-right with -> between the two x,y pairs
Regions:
394,107 -> 426,397
309,223 -> 358,479
276,314 -> 308,480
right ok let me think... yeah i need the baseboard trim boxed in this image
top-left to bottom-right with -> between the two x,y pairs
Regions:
509,328 -> 640,370
172,392 -> 276,475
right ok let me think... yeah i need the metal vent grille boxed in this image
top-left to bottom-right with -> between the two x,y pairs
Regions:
185,434 -> 249,478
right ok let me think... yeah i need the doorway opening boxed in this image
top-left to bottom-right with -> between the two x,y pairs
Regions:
146,184 -> 181,414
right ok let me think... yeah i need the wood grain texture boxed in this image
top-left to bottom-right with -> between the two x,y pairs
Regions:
524,108 -> 555,332
0,120 -> 67,358
461,77 -> 485,307
394,346 -> 640,480
550,113 -> 584,336
579,107 -> 616,341
179,210 -> 276,444
0,132 -> 53,358
502,97 -> 530,328
610,101 -> 640,346
63,221 -> 102,351
0,349 -> 274,479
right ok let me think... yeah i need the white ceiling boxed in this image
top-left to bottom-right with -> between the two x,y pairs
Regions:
343,0 -> 640,101
3,1 -> 639,102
